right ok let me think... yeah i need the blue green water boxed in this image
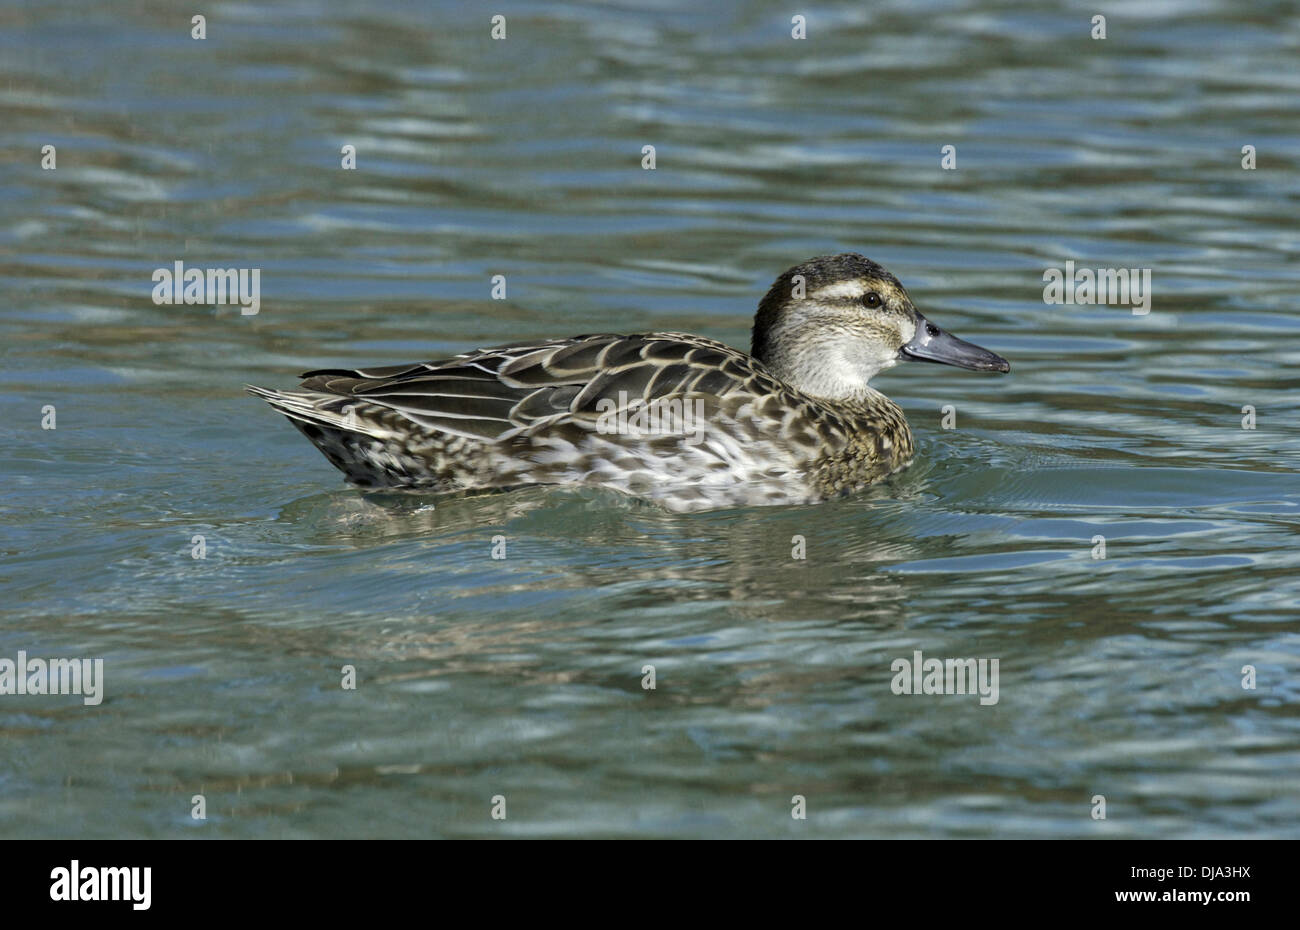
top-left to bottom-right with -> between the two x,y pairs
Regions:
1,0 -> 1298,837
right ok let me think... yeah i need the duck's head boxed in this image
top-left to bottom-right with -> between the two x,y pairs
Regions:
750,253 -> 1010,401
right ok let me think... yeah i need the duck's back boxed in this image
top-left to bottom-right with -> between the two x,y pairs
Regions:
248,333 -> 906,511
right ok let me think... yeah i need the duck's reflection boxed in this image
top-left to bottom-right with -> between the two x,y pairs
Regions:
264,468 -> 945,684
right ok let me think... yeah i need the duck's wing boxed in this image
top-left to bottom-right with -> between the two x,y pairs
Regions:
251,333 -> 795,444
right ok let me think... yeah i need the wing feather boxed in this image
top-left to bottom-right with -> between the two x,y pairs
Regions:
276,333 -> 787,444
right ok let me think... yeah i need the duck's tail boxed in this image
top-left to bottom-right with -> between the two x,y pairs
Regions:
246,384 -> 461,489
244,384 -> 390,438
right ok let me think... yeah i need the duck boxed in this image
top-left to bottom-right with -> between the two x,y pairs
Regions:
247,253 -> 1009,512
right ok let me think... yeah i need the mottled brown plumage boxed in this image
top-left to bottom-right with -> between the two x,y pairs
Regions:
248,254 -> 1008,512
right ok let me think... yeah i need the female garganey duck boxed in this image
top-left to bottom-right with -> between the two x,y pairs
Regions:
249,253 -> 1009,512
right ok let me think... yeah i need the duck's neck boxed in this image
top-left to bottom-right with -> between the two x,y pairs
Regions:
756,349 -> 894,406
758,351 -> 914,459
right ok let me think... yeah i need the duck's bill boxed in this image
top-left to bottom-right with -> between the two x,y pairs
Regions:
900,313 -> 1010,373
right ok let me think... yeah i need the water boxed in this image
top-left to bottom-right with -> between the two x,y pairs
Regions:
2,0 -> 1298,838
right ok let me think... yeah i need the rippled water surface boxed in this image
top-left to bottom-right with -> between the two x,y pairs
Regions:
2,0 -> 1299,838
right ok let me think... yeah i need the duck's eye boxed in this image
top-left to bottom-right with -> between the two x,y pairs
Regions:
861,291 -> 883,309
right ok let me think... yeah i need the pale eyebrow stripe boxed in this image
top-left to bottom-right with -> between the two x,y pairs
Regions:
807,281 -> 867,300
